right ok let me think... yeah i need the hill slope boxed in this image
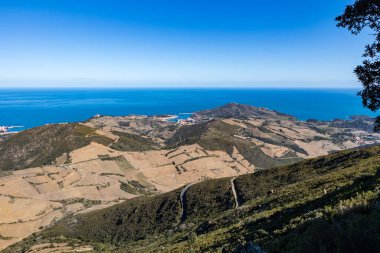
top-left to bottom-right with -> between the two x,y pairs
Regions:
7,145 -> 380,252
166,120 -> 303,169
193,102 -> 294,120
1,103 -> 380,251
2,103 -> 380,173
0,124 -> 113,171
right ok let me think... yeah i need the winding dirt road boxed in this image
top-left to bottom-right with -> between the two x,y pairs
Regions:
179,183 -> 195,223
230,177 -> 239,208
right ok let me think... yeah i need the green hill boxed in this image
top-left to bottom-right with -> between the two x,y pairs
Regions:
0,123 -> 113,171
166,119 -> 302,169
109,131 -> 158,151
193,102 -> 294,120
6,145 -> 380,252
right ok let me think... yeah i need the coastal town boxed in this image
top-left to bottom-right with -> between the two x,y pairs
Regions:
93,113 -> 198,125
0,126 -> 22,138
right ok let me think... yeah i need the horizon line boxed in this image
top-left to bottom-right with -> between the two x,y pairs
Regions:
0,86 -> 361,90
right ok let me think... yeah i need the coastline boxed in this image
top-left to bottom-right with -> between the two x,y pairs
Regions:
0,88 -> 376,130
0,126 -> 23,136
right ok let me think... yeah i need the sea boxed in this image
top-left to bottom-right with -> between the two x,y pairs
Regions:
0,88 -> 377,131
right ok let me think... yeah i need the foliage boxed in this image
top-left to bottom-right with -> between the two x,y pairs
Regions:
167,120 -> 300,169
0,124 -> 112,171
5,145 -> 380,253
119,180 -> 157,195
185,178 -> 235,223
41,189 -> 183,245
336,0 -> 380,131
110,131 -> 157,151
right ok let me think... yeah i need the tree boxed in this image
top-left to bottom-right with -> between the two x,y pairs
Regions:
336,0 -> 380,131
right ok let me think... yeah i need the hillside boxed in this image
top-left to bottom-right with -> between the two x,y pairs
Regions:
0,103 -> 380,251
6,145 -> 380,252
192,102 -> 294,120
1,103 -> 379,173
0,124 -> 113,171
166,120 -> 303,169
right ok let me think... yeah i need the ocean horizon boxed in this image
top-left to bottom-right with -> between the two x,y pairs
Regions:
0,88 -> 376,130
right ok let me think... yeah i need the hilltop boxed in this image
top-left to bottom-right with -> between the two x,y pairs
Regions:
6,145 -> 380,252
0,103 -> 379,250
192,102 -> 294,120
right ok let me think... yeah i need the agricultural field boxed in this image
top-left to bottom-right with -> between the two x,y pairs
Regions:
0,103 -> 379,251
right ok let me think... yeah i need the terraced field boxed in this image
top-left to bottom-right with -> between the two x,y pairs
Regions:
0,141 -> 253,250
5,145 -> 380,253
0,103 -> 379,251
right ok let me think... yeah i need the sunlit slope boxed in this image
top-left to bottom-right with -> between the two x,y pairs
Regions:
7,145 -> 380,252
0,124 -> 113,171
1,103 -> 380,251
166,119 -> 303,169
2,103 -> 379,174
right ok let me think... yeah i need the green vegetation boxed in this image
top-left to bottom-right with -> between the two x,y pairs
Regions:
113,155 -> 136,171
167,120 -> 302,169
97,155 -> 136,172
237,144 -> 302,169
57,198 -> 102,208
110,131 -> 157,151
194,102 -> 293,120
42,189 -> 182,245
119,180 -> 157,195
253,135 -> 308,155
337,1 -> 380,131
98,154 -> 113,160
0,124 -> 113,171
6,145 -> 380,252
0,235 -> 13,240
165,120 -> 213,148
185,178 -> 235,223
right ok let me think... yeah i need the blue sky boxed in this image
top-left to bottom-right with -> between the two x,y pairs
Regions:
0,0 -> 369,87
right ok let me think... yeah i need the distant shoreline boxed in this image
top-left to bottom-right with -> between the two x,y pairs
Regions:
0,86 -> 362,90
0,88 -> 375,130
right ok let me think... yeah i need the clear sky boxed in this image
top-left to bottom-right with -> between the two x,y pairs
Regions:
0,0 -> 370,88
